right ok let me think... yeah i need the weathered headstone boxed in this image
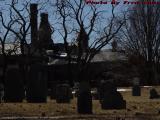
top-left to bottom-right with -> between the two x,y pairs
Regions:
99,81 -> 126,109
69,88 -> 73,99
56,84 -> 71,103
73,82 -> 80,97
101,91 -> 126,109
132,77 -> 141,96
150,88 -> 160,99
0,83 -> 4,102
4,68 -> 24,102
77,81 -> 92,114
26,64 -> 47,103
50,82 -> 57,99
98,80 -> 117,102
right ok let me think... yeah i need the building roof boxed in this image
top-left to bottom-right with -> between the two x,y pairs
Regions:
48,49 -> 127,65
92,49 -> 127,62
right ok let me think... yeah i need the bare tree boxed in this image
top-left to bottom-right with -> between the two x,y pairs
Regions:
0,0 -> 31,55
0,10 -> 19,84
53,0 -> 125,114
0,0 -> 49,86
0,0 -> 50,55
54,0 -> 125,82
118,0 -> 160,84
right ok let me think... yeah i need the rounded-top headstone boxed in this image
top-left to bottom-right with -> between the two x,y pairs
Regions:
150,88 -> 159,99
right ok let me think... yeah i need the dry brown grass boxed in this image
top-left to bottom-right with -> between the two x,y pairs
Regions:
0,86 -> 160,119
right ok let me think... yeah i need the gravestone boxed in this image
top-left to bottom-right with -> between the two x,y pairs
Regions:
150,88 -> 160,99
77,81 -> 92,114
69,88 -> 73,99
26,64 -> 47,103
98,80 -> 117,102
56,84 -> 71,103
50,82 -> 57,99
132,77 -> 141,96
0,83 -> 4,102
73,82 -> 80,97
4,68 -> 24,102
99,81 -> 126,109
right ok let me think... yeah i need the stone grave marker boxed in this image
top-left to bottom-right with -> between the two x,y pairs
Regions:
69,88 -> 73,99
55,84 -> 71,103
150,88 -> 160,99
4,68 -> 24,102
50,82 -> 57,99
26,64 -> 47,103
98,80 -> 117,102
77,81 -> 92,114
132,77 -> 141,96
73,82 -> 80,97
99,81 -> 126,109
0,83 -> 4,102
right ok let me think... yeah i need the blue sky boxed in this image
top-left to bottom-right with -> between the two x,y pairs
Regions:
0,0 -> 130,47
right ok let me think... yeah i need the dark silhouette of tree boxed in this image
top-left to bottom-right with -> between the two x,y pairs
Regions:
53,0 -> 125,113
0,11 -> 20,85
111,39 -> 118,52
0,0 -> 50,87
54,0 -> 125,83
0,0 -> 31,55
0,0 -> 50,55
118,0 -> 160,84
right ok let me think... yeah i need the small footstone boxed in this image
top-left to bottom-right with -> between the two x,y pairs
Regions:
132,77 -> 141,96
132,85 -> 141,96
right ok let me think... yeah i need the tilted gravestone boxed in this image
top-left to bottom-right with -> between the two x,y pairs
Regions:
26,64 -> 47,103
150,88 -> 160,99
132,77 -> 141,96
77,81 -> 92,114
99,81 -> 126,109
56,84 -> 71,103
4,67 -> 24,102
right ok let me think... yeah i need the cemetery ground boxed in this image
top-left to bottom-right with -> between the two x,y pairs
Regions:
0,87 -> 160,119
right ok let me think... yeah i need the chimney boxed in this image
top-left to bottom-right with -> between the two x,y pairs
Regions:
40,13 -> 48,24
30,4 -> 38,46
38,13 -> 52,49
